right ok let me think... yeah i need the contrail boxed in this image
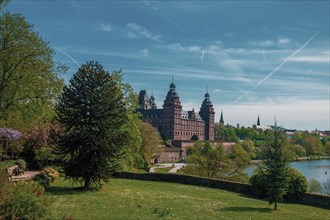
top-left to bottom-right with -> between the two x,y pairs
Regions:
263,47 -> 267,63
232,32 -> 319,103
201,49 -> 205,63
55,47 -> 80,68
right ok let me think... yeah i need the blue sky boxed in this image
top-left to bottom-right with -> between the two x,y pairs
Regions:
7,0 -> 330,130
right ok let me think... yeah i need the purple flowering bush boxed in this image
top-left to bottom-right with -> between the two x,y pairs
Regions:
0,127 -> 22,140
0,128 -> 22,160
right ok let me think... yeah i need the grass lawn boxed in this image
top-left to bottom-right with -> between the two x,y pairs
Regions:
46,178 -> 330,220
154,167 -> 172,173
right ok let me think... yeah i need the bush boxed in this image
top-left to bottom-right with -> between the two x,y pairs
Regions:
285,167 -> 307,200
0,179 -> 47,219
42,167 -> 59,182
33,173 -> 51,187
250,168 -> 268,198
250,167 -> 307,200
0,190 -> 47,219
33,167 -> 59,187
15,159 -> 27,170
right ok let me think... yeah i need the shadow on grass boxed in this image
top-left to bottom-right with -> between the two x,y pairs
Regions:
221,207 -> 272,213
46,186 -> 87,195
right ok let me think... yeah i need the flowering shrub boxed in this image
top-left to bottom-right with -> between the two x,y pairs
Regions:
42,167 -> 59,182
0,128 -> 22,140
33,167 -> 59,187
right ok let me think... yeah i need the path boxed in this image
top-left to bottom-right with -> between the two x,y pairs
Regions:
10,171 -> 40,181
149,163 -> 185,173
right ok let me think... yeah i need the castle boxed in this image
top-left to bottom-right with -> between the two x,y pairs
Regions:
137,81 -> 215,143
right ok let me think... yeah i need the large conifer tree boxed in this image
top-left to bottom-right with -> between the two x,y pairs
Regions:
56,61 -> 129,189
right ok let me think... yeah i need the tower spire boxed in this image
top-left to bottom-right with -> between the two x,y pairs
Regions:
220,110 -> 224,125
257,114 -> 260,126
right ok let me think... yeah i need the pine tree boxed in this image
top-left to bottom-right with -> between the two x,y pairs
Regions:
263,121 -> 289,210
56,61 -> 129,189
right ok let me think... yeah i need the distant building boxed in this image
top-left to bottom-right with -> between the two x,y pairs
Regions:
137,81 -> 215,142
220,110 -> 224,125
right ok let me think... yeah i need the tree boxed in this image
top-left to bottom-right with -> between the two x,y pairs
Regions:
308,178 -> 322,194
325,142 -> 330,155
261,124 -> 290,210
303,136 -> 324,155
111,71 -> 142,171
0,12 -> 65,130
139,122 -> 163,167
56,61 -> 129,189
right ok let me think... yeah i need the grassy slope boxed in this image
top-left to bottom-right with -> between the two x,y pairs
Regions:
46,178 -> 330,220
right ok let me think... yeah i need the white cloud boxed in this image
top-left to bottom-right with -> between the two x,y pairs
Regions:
278,38 -> 290,45
290,56 -> 330,63
96,23 -> 112,32
157,42 -> 201,52
216,99 -> 329,130
126,23 -> 163,42
251,40 -> 275,47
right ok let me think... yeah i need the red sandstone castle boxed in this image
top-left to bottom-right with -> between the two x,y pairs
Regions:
137,81 -> 215,142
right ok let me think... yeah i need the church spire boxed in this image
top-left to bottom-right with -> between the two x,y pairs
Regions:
257,114 -> 260,126
220,110 -> 224,125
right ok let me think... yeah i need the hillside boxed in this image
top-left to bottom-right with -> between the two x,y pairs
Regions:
46,178 -> 330,219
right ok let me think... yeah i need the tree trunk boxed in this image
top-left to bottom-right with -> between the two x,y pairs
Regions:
274,202 -> 277,210
84,178 -> 91,189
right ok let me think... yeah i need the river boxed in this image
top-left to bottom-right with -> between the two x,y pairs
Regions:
247,159 -> 330,184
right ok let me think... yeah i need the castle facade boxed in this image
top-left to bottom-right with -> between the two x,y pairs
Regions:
137,82 -> 215,142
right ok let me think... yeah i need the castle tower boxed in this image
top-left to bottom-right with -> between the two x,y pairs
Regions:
220,110 -> 224,125
200,91 -> 215,141
162,81 -> 182,140
138,90 -> 151,109
150,95 -> 157,109
257,115 -> 260,126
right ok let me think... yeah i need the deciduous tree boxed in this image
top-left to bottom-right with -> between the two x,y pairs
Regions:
0,12 -> 65,130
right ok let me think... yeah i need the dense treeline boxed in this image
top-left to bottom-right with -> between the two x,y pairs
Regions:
214,123 -> 330,159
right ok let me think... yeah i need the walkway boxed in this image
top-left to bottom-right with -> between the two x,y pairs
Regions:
10,171 -> 40,181
149,163 -> 185,173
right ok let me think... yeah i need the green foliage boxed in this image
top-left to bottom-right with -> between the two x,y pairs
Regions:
0,167 -> 47,219
15,158 -> 26,170
56,61 -> 130,189
285,167 -> 307,200
33,167 -> 59,187
325,142 -> 330,155
139,122 -> 163,167
308,178 -> 322,194
250,167 -> 307,200
33,173 -> 51,187
22,123 -> 58,169
0,12 -> 65,131
1,189 -> 47,219
184,141 -> 251,182
111,71 -> 143,171
46,178 -> 330,219
303,136 -> 324,155
260,124 -> 290,210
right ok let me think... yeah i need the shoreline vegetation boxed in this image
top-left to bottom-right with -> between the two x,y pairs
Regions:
251,155 -> 330,164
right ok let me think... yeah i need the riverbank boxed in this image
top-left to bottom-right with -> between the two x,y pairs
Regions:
251,155 -> 330,164
291,155 -> 330,161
